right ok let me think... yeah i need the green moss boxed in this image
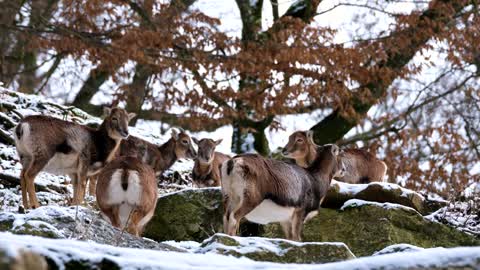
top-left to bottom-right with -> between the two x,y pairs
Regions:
201,234 -> 240,247
263,204 -> 480,256
199,234 -> 355,264
0,214 -> 15,231
12,222 -> 61,239
143,188 -> 223,242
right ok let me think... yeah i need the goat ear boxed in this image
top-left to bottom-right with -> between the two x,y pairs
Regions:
171,129 -> 179,140
192,137 -> 199,145
306,130 -> 315,144
214,139 -> 223,146
128,113 -> 136,121
103,107 -> 112,117
331,144 -> 340,156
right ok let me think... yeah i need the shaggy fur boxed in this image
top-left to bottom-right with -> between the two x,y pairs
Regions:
222,144 -> 340,241
14,107 -> 134,209
96,156 -> 157,237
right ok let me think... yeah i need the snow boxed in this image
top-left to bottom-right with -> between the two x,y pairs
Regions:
1,232 -> 480,269
332,180 -> 426,201
463,182 -> 480,198
196,233 -> 350,256
163,240 -> 201,252
372,244 -> 425,256
341,199 -> 417,213
319,246 -> 480,269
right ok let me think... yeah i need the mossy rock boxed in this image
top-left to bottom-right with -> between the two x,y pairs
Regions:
0,213 -> 15,231
0,206 -> 182,251
12,221 -> 62,239
322,181 -> 446,215
197,233 -> 355,264
262,200 -> 480,256
144,188 -> 224,242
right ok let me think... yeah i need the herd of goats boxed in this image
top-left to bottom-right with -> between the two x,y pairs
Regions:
12,107 -> 387,241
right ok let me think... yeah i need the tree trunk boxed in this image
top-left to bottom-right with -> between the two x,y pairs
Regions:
231,0 -> 265,154
232,0 -> 322,155
71,69 -> 109,116
126,64 -> 150,125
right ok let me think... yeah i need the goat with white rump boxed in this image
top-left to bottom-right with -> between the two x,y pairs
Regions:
88,128 -> 197,195
96,156 -> 157,237
222,132 -> 342,241
14,107 -> 135,209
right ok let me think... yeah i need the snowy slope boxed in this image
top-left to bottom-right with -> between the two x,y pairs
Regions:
1,232 -> 480,270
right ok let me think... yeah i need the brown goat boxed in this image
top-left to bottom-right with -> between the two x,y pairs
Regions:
96,156 -> 157,236
14,107 -> 135,209
222,142 -> 341,241
282,130 -> 387,184
192,138 -> 230,187
88,129 -> 197,195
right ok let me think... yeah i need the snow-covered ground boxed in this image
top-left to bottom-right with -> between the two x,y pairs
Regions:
426,183 -> 480,237
1,232 -> 480,269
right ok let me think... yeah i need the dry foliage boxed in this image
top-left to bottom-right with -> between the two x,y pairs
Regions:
1,0 -> 479,196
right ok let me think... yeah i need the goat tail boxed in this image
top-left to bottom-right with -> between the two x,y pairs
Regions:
14,122 -> 30,143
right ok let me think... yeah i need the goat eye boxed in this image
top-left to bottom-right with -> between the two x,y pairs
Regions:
182,140 -> 188,144
296,138 -> 303,143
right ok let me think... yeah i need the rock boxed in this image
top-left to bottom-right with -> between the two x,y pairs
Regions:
262,199 -> 480,256
373,243 -> 424,256
0,206 -> 182,251
144,188 -> 223,242
322,181 -> 447,215
196,233 -> 355,264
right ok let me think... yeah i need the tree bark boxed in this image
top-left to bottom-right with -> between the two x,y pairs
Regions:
125,64 -> 151,125
311,0 -> 470,145
71,69 -> 109,116
232,0 -> 322,155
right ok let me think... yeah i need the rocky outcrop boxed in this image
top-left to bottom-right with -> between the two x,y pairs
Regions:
322,181 -> 447,215
262,200 -> 480,256
144,188 -> 223,242
196,233 -> 355,264
0,206 -> 181,251
144,187 -> 473,256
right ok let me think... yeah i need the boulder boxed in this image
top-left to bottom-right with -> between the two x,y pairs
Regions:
144,188 -> 223,242
196,233 -> 355,264
262,199 -> 480,256
322,181 -> 447,215
0,205 -> 182,251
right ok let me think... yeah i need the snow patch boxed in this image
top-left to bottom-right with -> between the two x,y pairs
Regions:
341,199 -> 418,213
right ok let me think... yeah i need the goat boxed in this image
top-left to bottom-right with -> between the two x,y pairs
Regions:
282,130 -> 388,184
14,107 -> 135,209
88,128 -> 197,195
96,156 -> 157,237
192,138 -> 230,187
221,140 -> 341,241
